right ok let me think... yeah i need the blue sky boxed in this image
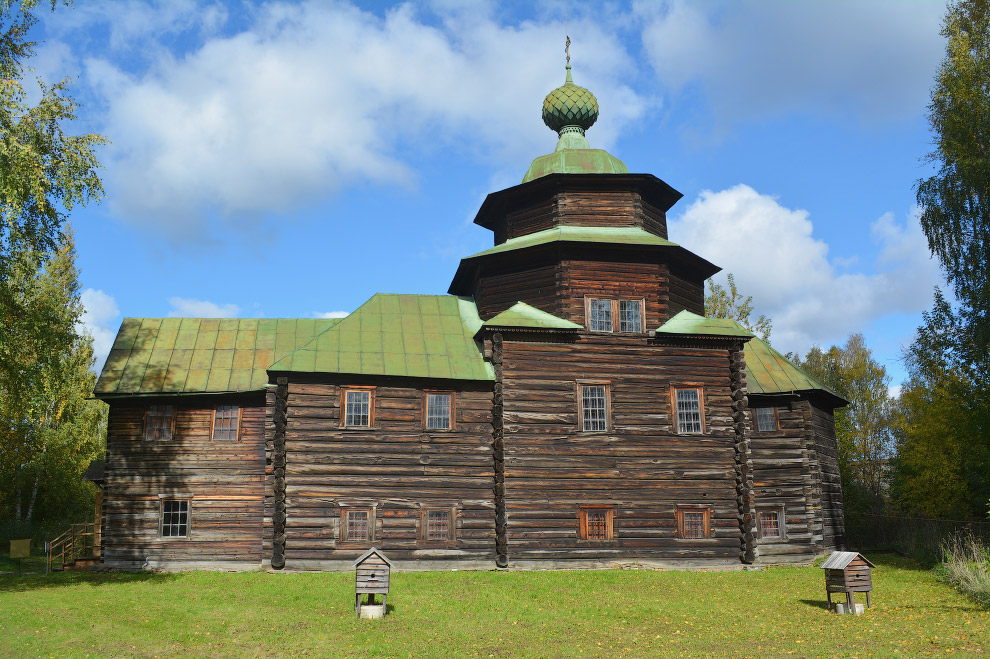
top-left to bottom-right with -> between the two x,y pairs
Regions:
31,0 -> 949,391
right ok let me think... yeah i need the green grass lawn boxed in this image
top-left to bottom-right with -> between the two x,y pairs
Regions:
1,554 -> 987,658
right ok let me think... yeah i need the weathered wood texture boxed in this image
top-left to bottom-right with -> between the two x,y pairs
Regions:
810,403 -> 845,550
101,397 -> 266,569
474,247 -> 704,326
275,381 -> 496,568
496,188 -> 669,244
748,401 -> 820,563
728,342 -> 756,564
498,335 -> 743,564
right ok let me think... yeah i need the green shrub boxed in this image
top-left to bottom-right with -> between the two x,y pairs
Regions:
936,532 -> 990,606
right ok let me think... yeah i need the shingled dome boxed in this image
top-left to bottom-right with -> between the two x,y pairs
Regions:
542,65 -> 599,134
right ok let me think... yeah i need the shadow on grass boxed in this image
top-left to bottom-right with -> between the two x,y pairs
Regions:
798,598 -> 831,611
0,570 -> 178,593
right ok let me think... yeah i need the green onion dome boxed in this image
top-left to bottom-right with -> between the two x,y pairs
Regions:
542,65 -> 599,135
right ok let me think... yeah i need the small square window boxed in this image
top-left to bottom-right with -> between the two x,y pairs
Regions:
146,405 -> 175,441
580,384 -> 609,432
212,405 -> 240,440
758,508 -> 785,539
342,388 -> 373,428
754,407 -> 777,432
676,506 -> 711,539
579,507 -> 614,541
424,509 -> 452,541
425,393 -> 452,430
618,300 -> 643,333
341,508 -> 373,544
588,298 -> 613,332
161,499 -> 189,538
673,388 -> 703,434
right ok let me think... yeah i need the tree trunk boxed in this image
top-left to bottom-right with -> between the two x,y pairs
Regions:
15,485 -> 22,522
25,473 -> 39,524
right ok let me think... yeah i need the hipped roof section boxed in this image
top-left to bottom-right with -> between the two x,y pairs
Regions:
482,301 -> 583,331
268,294 -> 493,382
95,317 -> 342,397
656,311 -> 846,405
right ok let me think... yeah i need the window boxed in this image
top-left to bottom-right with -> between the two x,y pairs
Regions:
341,508 -> 373,544
423,509 -> 453,541
618,300 -> 643,333
676,506 -> 711,539
672,387 -> 704,434
588,298 -> 613,332
579,383 -> 609,432
758,507 -> 785,539
145,405 -> 175,440
754,407 -> 778,432
585,298 -> 645,333
160,499 -> 189,538
212,405 -> 240,440
341,388 -> 374,428
425,392 -> 453,430
579,507 -> 614,541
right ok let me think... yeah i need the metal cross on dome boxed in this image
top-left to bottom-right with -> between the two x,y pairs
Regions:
565,35 -> 571,65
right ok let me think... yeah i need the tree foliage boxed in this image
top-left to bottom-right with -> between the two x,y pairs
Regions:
796,334 -> 894,513
892,290 -> 990,519
704,273 -> 772,342
0,1 -> 107,537
0,0 -> 106,286
916,0 -> 990,358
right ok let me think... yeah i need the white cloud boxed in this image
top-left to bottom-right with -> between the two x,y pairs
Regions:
66,2 -> 646,238
78,289 -> 120,372
167,297 -> 239,317
314,311 -> 349,319
668,184 -> 941,356
638,0 -> 944,129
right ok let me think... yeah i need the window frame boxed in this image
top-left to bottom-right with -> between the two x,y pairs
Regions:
576,381 -> 611,433
578,505 -> 615,541
583,297 -> 646,334
340,386 -> 376,429
423,391 -> 455,431
675,505 -> 712,540
420,507 -> 457,545
211,404 -> 242,441
670,385 -> 705,434
339,507 -> 375,546
757,506 -> 786,540
145,404 -> 176,441
159,497 -> 191,540
753,407 -> 779,432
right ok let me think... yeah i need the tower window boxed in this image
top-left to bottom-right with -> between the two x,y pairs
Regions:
341,388 -> 375,428
588,298 -> 613,332
585,297 -> 646,333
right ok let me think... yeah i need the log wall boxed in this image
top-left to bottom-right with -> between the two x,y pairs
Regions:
498,333 -> 743,568
810,402 -> 845,550
274,380 -> 496,569
101,396 -> 266,570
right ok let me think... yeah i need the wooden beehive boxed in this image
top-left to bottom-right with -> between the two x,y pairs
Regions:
353,547 -> 392,616
821,551 -> 875,612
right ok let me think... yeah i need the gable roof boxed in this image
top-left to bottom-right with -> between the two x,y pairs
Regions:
482,301 -> 583,331
656,310 -> 756,339
268,294 -> 493,381
95,317 -> 342,397
820,551 -> 875,570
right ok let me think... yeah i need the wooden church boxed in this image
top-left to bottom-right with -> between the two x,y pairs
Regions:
94,60 -> 846,571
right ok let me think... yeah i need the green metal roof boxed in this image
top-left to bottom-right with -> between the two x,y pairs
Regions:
522,148 -> 629,183
744,337 -> 844,401
482,302 -> 583,330
655,310 -> 756,339
466,226 -> 677,260
269,294 -> 494,381
95,317 -> 343,396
